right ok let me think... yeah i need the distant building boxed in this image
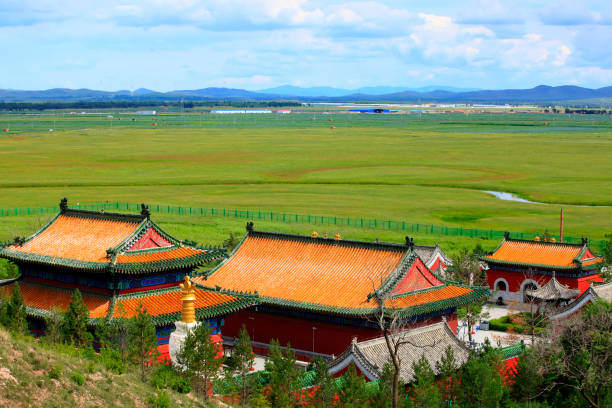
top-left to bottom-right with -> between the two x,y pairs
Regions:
482,234 -> 603,303
211,110 -> 272,114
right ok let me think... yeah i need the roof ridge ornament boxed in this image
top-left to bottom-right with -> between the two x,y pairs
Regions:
504,231 -> 510,240
60,198 -> 68,212
246,222 -> 254,232
405,236 -> 414,250
140,203 -> 150,219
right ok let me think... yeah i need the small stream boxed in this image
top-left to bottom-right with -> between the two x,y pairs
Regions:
483,191 -> 543,204
483,190 -> 610,207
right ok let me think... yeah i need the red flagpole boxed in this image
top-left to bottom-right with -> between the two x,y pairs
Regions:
560,208 -> 563,242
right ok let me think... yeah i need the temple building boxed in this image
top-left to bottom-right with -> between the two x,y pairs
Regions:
0,199 -> 254,358
194,225 -> 488,360
482,233 -> 603,303
328,321 -> 470,381
549,281 -> 612,331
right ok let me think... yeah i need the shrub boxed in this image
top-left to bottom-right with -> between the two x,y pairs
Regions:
48,365 -> 62,379
149,364 -> 191,394
150,389 -> 171,408
100,346 -> 126,374
71,372 -> 85,386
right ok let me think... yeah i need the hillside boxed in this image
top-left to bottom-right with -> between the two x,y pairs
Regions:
0,328 -> 215,408
2,84 -> 612,104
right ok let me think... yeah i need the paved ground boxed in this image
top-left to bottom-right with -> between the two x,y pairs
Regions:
457,303 -> 533,347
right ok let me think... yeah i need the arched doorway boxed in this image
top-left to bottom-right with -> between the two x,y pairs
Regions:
495,280 -> 507,291
523,282 -> 538,302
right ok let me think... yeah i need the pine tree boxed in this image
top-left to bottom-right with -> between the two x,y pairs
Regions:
407,354 -> 442,408
230,325 -> 255,406
338,363 -> 369,407
371,360 -> 396,408
43,307 -> 63,344
177,321 -> 224,400
511,348 -> 543,404
265,339 -> 301,408
2,282 -> 27,334
127,302 -> 158,381
62,289 -> 92,346
456,350 -> 506,408
111,303 -> 129,361
309,356 -> 338,408
435,345 -> 459,403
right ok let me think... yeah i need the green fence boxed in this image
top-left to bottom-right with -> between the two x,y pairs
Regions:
0,202 -> 606,250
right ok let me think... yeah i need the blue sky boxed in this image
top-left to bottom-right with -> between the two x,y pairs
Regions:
1,0 -> 611,91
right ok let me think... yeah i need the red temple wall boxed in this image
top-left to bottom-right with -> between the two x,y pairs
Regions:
486,269 -> 602,295
222,310 -> 450,358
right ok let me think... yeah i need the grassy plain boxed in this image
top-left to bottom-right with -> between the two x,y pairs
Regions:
0,111 -> 610,254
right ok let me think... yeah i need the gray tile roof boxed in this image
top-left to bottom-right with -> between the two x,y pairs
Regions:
525,277 -> 579,301
593,281 -> 612,302
329,321 -> 469,383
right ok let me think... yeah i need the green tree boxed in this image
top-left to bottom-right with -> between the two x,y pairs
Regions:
230,325 -> 256,406
223,232 -> 241,252
600,234 -> 612,282
309,356 -> 338,408
1,282 -> 27,334
456,350 -> 506,408
537,300 -> 612,408
371,360 -> 396,408
511,347 -> 547,405
177,321 -> 224,400
43,307 -> 63,344
111,303 -> 130,361
0,260 -> 19,280
62,289 -> 92,346
435,345 -> 459,403
338,363 -> 369,407
265,339 -> 301,408
127,302 -> 158,381
407,354 -> 442,408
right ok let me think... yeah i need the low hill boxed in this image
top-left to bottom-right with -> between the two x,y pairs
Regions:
2,84 -> 612,104
0,328 -> 214,408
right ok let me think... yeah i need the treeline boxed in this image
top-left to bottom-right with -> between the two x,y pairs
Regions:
564,108 -> 611,114
1,281 -> 610,407
0,100 -> 301,111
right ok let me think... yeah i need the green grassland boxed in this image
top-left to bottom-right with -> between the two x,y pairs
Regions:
0,111 -> 610,254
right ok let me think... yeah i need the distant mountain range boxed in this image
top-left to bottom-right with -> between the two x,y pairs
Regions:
1,85 -> 611,104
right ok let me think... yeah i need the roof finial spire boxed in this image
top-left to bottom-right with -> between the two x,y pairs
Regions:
60,198 -> 68,212
180,275 -> 196,324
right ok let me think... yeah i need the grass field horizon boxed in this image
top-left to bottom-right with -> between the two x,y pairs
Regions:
1,111 -> 610,254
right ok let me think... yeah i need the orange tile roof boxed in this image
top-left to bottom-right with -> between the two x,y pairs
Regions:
4,281 -> 110,318
114,287 -> 240,318
116,247 -> 203,264
198,234 -> 409,310
9,214 -> 139,263
485,240 -> 583,268
386,285 -> 472,309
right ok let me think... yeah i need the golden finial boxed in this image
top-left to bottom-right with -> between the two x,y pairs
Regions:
550,237 -> 556,243
180,275 -> 196,323
334,233 -> 341,241
534,236 -> 541,242
311,231 -> 318,238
